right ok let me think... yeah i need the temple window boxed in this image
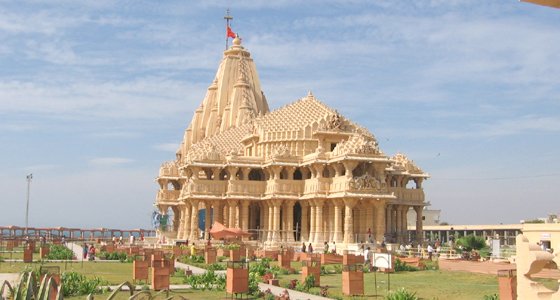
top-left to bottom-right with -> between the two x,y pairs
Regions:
249,169 -> 265,181
294,168 -> 303,180
219,170 -> 228,180
330,142 -> 337,152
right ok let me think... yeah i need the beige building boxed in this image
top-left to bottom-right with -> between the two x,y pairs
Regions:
155,37 -> 429,247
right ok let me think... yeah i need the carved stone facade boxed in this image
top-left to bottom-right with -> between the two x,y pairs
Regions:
155,37 -> 429,247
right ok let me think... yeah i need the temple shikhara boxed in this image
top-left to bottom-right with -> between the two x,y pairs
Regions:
155,36 -> 429,249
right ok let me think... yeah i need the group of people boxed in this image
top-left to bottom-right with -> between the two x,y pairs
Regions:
82,243 -> 96,261
300,241 -> 337,254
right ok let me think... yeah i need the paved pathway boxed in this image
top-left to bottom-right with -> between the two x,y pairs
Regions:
174,262 -> 328,300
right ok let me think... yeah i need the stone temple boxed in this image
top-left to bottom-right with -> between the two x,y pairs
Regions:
155,36 -> 429,248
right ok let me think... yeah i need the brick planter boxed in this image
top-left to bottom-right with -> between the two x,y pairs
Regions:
133,259 -> 149,282
301,260 -> 321,287
226,261 -> 249,295
229,249 -> 241,261
23,248 -> 33,263
321,253 -> 343,264
205,248 -> 217,264
40,246 -> 50,258
278,254 -> 292,270
151,259 -> 170,290
342,265 -> 364,296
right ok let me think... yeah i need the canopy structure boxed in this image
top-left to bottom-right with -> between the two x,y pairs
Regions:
209,222 -> 251,240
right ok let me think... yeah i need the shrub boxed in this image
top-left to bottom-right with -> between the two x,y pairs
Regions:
385,288 -> 419,300
46,245 -> 74,260
483,294 -> 499,300
98,251 -> 129,262
456,235 -> 486,252
184,270 -> 225,291
61,271 -> 108,297
394,259 -> 419,272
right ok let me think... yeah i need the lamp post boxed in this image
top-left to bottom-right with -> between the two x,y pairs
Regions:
25,173 -> 32,235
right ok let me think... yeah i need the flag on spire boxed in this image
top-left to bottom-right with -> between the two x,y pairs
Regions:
227,25 -> 236,39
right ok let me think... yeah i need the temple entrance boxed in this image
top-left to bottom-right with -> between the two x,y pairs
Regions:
294,202 -> 302,241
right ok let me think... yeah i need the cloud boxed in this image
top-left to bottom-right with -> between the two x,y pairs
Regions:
153,143 -> 179,152
89,157 -> 133,166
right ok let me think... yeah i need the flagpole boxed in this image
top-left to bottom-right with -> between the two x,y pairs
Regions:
224,9 -> 233,50
25,173 -> 32,235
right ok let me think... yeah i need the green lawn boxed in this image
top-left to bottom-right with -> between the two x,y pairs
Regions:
0,260 -> 499,300
278,270 -> 498,300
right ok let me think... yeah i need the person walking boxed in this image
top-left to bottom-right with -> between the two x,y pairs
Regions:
307,243 -> 313,253
82,244 -> 88,260
427,244 -> 434,260
301,242 -> 306,253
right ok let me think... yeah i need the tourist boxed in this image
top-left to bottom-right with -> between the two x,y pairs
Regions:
427,244 -> 434,260
307,243 -> 313,253
331,241 -> 337,254
119,236 -> 123,245
82,244 -> 88,260
367,228 -> 372,243
112,236 -> 116,245
323,241 -> 329,254
61,236 -> 65,245
88,245 -> 96,261
129,235 -> 135,245
190,242 -> 196,257
140,232 -> 144,241
301,242 -> 306,253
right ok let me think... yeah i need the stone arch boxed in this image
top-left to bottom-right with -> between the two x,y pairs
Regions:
294,168 -> 303,180
219,169 -> 228,180
249,169 -> 265,181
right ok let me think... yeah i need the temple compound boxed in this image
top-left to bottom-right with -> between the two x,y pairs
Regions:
155,37 -> 429,248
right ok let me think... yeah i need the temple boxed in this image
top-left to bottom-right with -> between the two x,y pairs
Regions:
155,36 -> 429,248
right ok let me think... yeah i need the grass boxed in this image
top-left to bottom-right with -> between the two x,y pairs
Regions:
0,260 -> 500,300
278,269 -> 499,300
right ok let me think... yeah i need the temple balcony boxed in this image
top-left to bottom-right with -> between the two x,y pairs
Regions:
227,180 -> 266,196
303,177 -> 331,195
156,190 -> 181,202
388,187 -> 425,202
182,179 -> 227,196
159,161 -> 179,177
265,179 -> 304,196
330,176 -> 350,193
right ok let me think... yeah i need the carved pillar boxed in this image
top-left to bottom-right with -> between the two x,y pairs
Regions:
343,199 -> 357,244
333,204 -> 343,243
241,201 -> 250,240
386,204 -> 393,238
300,202 -> 309,242
261,202 -> 268,242
375,202 -> 386,244
343,161 -> 358,178
267,202 -> 274,241
285,200 -> 295,242
366,204 -> 374,241
272,200 -> 282,242
401,206 -> 409,243
227,200 -> 238,228
183,203 -> 192,240
189,200 -> 199,240
359,205 -> 367,242
309,203 -> 316,243
212,201 -> 222,225
176,205 -> 185,239
414,206 -> 423,244
314,200 -> 325,244
395,205 -> 402,243
241,167 -> 250,180
204,201 -> 211,239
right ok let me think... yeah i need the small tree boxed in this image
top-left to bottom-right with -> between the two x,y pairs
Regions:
456,235 -> 486,252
